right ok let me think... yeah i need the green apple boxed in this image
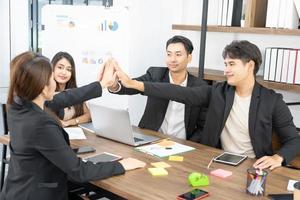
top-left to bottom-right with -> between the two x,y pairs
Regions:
188,172 -> 209,187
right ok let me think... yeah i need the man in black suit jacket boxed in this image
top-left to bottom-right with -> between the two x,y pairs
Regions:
115,40 -> 300,170
109,36 -> 207,141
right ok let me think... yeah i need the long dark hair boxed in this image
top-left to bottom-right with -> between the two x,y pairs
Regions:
51,52 -> 83,118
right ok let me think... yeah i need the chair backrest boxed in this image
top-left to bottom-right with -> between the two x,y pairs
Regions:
0,104 -> 8,135
272,132 -> 300,169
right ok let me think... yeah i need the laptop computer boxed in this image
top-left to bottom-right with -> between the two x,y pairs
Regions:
89,103 -> 160,146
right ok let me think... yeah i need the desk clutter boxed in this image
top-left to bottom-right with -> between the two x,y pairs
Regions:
246,169 -> 268,196
136,140 -> 194,158
210,169 -> 233,179
188,172 -> 209,187
148,161 -> 170,176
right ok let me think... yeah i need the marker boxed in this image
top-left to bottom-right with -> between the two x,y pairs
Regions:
207,157 -> 214,169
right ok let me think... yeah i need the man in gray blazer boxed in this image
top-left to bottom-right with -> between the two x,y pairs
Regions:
109,36 -> 207,142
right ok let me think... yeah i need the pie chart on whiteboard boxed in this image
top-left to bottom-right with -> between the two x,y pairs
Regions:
109,21 -> 118,31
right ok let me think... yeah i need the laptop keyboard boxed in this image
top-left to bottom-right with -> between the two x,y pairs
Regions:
134,137 -> 143,142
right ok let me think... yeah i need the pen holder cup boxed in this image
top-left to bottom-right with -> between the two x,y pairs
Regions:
294,181 -> 300,200
246,169 -> 268,196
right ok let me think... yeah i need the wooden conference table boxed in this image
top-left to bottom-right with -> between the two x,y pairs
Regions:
0,128 -> 299,200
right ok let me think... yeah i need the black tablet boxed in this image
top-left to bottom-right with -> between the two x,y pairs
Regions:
83,152 -> 122,163
213,152 -> 247,166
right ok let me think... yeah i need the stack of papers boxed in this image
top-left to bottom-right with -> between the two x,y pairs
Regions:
136,141 -> 195,157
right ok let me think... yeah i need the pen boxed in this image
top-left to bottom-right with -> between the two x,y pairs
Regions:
207,157 -> 214,169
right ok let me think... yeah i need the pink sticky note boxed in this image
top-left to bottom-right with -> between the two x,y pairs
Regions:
210,169 -> 232,178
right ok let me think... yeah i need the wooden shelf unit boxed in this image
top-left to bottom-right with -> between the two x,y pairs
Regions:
172,24 -> 300,36
188,68 -> 300,93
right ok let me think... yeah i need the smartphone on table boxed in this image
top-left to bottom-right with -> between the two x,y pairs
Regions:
72,146 -> 96,154
177,189 -> 209,200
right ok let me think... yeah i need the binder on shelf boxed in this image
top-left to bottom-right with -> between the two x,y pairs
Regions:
263,48 -> 272,81
268,48 -> 279,81
226,0 -> 234,26
231,0 -> 243,26
277,0 -> 287,28
280,49 -> 291,83
217,0 -> 224,25
294,49 -> 300,84
222,0 -> 229,26
265,0 -> 273,27
207,0 -> 219,25
284,0 -> 299,29
294,0 -> 300,16
275,49 -> 284,82
286,50 -> 297,84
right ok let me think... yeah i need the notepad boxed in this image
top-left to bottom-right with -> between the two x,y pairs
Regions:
148,167 -> 168,176
169,155 -> 184,162
210,169 -> 232,178
136,142 -> 194,158
151,162 -> 171,168
64,127 -> 87,140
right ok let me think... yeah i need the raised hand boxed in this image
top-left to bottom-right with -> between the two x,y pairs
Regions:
99,59 -> 117,88
114,64 -> 133,88
115,67 -> 145,92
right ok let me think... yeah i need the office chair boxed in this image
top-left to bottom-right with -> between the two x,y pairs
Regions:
0,104 -> 9,190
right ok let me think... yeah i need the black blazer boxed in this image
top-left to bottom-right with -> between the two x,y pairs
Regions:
143,81 -> 300,165
0,82 -> 125,200
114,67 -> 207,141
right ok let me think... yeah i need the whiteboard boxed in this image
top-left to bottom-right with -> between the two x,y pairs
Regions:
42,5 -> 129,109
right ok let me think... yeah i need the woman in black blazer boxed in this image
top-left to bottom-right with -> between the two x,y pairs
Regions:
0,52 -> 145,200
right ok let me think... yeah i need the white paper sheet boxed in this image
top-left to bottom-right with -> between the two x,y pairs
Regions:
64,127 -> 87,140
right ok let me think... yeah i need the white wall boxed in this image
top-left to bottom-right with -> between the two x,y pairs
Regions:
0,0 -> 11,89
0,0 -> 29,92
10,0 -> 30,58
120,0 -> 183,124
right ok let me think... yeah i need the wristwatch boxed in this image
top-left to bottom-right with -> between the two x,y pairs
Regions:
75,118 -> 79,125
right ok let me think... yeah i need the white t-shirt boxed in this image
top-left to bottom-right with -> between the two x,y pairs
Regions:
159,73 -> 187,139
220,92 -> 255,158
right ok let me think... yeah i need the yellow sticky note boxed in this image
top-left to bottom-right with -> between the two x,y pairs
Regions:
148,167 -> 168,176
151,162 -> 171,168
169,155 -> 184,162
